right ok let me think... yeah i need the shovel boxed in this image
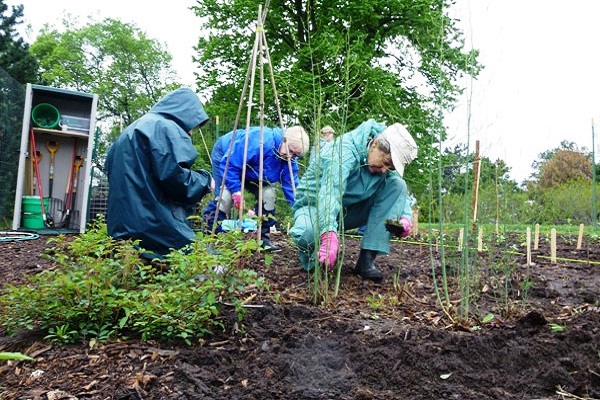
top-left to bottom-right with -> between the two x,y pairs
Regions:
31,150 -> 42,196
46,140 -> 59,198
29,129 -> 53,227
71,155 -> 84,212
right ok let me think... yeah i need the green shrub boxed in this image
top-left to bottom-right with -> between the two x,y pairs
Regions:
0,221 -> 267,345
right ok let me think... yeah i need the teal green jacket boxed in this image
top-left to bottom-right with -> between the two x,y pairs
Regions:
293,119 -> 412,234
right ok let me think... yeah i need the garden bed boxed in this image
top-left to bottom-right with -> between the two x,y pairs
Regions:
0,230 -> 599,399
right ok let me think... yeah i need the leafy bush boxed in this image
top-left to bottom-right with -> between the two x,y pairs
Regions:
538,180 -> 599,224
0,221 -> 267,345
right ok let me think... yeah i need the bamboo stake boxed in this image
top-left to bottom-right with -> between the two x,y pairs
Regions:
576,223 -> 584,250
534,224 -> 540,250
238,10 -> 261,226
526,227 -> 531,266
411,207 -> 419,236
550,228 -> 557,263
256,6 -> 266,242
260,21 -> 296,196
211,34 -> 256,234
471,140 -> 481,230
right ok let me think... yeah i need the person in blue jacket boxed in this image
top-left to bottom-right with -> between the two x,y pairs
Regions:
105,88 -> 214,256
203,125 -> 309,250
289,119 -> 417,282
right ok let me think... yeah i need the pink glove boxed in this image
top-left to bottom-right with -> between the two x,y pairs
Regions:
399,217 -> 411,238
232,191 -> 242,210
318,231 -> 339,266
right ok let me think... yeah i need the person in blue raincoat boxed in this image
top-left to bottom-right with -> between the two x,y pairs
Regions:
105,88 -> 214,256
203,125 -> 309,251
289,119 -> 417,282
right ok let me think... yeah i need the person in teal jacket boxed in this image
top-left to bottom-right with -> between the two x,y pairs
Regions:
203,125 -> 309,250
106,88 -> 214,256
289,119 -> 417,282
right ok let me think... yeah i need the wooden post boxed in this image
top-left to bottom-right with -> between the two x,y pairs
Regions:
577,223 -> 584,250
534,224 -> 540,250
526,227 -> 531,266
550,228 -> 557,263
458,227 -> 464,252
411,207 -> 419,236
471,140 -> 481,231
477,227 -> 483,252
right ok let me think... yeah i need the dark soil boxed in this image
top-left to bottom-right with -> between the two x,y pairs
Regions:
1,230 -> 599,399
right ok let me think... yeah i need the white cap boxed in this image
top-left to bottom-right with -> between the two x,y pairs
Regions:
321,125 -> 335,135
377,123 -> 417,176
284,125 -> 310,157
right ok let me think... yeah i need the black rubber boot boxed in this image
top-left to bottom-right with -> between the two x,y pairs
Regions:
355,249 -> 383,282
260,228 -> 281,252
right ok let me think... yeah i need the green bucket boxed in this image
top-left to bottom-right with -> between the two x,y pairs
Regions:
22,196 -> 49,229
31,103 -> 60,129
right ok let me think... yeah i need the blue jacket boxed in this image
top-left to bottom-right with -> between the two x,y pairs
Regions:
105,88 -> 212,254
215,126 -> 299,205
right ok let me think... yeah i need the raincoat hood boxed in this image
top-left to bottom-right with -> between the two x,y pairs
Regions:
150,87 -> 209,132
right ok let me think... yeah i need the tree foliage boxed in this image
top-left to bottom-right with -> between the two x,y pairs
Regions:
538,150 -> 592,190
440,144 -> 519,195
29,17 -> 183,165
0,1 -> 38,83
192,0 -> 480,206
529,141 -> 593,193
30,18 -> 180,138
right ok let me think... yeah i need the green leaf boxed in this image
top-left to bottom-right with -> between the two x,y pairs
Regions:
0,352 -> 35,361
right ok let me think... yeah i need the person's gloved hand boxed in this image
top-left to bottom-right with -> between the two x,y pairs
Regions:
318,231 -> 339,267
232,191 -> 243,210
399,217 -> 411,238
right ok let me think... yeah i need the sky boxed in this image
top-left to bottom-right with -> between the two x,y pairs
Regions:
7,0 -> 600,183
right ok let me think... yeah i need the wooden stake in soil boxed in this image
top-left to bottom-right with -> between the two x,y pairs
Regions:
457,227 -> 464,252
550,228 -> 557,263
411,207 -> 419,236
471,140 -> 481,230
526,227 -> 531,266
577,223 -> 584,250
477,227 -> 483,252
534,224 -> 540,250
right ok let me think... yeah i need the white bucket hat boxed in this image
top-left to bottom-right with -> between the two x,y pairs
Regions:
321,125 -> 335,135
284,126 -> 310,157
377,123 -> 418,176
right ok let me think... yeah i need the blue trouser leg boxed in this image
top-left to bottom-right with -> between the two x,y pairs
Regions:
203,144 -> 227,232
290,173 -> 409,268
343,174 -> 408,254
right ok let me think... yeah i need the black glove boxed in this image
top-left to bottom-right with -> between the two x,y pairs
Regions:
385,219 -> 405,238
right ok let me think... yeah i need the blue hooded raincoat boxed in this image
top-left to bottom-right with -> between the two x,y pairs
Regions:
212,126 -> 299,205
105,88 -> 212,255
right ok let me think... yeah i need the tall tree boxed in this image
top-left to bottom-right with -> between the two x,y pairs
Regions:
31,18 -> 179,127
0,0 -> 38,83
538,149 -> 592,191
192,0 -> 480,196
528,141 -> 593,190
30,17 -> 181,163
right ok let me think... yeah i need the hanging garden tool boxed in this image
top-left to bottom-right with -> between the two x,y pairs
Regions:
29,129 -> 53,227
71,155 -> 84,212
31,150 -> 42,196
46,140 -> 59,198
58,139 -> 77,228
